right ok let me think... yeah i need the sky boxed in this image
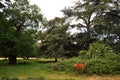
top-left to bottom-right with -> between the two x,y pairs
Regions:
29,0 -> 76,20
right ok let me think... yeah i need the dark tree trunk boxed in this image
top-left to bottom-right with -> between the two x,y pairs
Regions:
9,55 -> 17,64
55,57 -> 58,62
27,56 -> 29,60
87,26 -> 91,39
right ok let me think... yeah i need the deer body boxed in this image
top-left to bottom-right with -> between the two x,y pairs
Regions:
74,62 -> 86,72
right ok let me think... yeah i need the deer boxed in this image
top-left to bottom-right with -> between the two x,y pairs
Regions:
74,62 -> 86,74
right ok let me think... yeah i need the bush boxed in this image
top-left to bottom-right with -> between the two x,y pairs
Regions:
51,56 -> 120,75
51,58 -> 87,73
52,60 -> 75,72
84,59 -> 120,75
78,50 -> 88,59
79,42 -> 117,59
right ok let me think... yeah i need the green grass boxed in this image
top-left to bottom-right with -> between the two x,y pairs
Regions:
0,59 -> 120,80
0,59 -> 50,78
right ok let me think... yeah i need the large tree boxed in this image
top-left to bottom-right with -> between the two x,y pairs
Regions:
62,0 -> 115,48
0,0 -> 44,64
38,17 -> 69,62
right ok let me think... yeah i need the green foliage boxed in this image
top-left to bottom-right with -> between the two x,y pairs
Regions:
85,59 -> 120,75
79,42 -> 116,59
51,55 -> 120,75
62,0 -> 115,39
0,0 -> 44,64
78,50 -> 88,59
62,0 -> 120,56
38,17 -> 69,59
0,28 -> 35,57
51,58 -> 86,73
52,60 -> 74,72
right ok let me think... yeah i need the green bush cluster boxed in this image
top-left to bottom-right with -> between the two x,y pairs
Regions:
52,59 -> 75,72
79,42 -> 117,59
51,58 -> 87,73
51,57 -> 120,75
85,59 -> 120,75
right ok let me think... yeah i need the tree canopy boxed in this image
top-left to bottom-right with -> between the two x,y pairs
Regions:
0,0 -> 44,64
38,17 -> 69,61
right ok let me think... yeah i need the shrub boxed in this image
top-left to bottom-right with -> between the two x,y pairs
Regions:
51,58 -> 87,73
79,42 -> 117,59
52,60 -> 74,72
78,50 -> 88,59
51,56 -> 120,75
85,59 -> 120,75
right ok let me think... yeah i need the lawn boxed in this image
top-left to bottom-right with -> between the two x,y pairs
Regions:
0,58 -> 120,80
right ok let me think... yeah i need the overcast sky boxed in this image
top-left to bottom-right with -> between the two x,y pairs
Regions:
29,0 -> 76,20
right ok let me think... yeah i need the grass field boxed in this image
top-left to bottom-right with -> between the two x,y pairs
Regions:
0,58 -> 120,80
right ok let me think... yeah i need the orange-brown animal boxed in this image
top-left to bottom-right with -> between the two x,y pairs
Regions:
74,62 -> 86,73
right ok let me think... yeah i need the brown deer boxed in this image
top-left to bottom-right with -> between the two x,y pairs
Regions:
74,62 -> 86,73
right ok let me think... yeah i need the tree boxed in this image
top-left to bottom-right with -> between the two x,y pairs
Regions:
38,17 -> 69,62
106,1 -> 120,55
0,0 -> 12,57
0,0 -> 44,64
62,0 -> 115,48
93,0 -> 120,54
17,29 -> 37,60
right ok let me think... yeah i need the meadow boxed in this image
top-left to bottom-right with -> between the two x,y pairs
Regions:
0,58 -> 120,80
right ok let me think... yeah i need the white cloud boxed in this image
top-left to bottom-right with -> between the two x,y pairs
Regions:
29,0 -> 76,20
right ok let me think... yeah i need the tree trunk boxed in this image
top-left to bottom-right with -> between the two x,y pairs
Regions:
27,56 -> 29,60
9,55 -> 17,64
87,26 -> 91,39
55,57 -> 58,62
